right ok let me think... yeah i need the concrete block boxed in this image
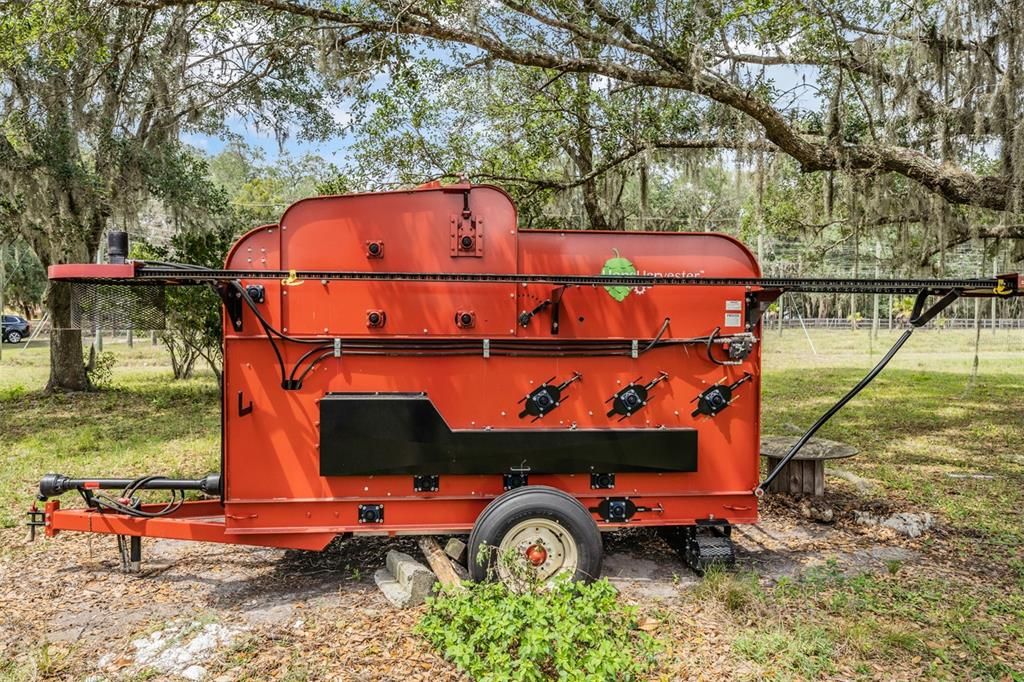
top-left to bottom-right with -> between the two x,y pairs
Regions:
444,537 -> 467,564
375,551 -> 437,608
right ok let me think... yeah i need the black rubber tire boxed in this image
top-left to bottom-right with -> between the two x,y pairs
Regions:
467,485 -> 602,583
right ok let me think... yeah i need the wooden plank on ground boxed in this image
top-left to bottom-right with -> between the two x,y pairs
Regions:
418,537 -> 465,591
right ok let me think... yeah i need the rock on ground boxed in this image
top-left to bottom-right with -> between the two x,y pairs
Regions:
96,620 -> 248,681
853,511 -> 935,538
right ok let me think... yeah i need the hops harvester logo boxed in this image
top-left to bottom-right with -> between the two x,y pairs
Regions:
601,248 -> 636,301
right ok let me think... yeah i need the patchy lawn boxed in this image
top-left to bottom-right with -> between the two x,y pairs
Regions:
1,330 -> 1022,680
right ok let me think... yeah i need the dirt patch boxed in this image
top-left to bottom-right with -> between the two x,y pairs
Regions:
0,499 -> 945,680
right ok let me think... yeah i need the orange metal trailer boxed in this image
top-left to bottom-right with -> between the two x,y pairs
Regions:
31,183 -> 1020,580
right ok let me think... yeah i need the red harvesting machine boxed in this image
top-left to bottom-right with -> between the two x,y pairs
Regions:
29,183 -> 1021,580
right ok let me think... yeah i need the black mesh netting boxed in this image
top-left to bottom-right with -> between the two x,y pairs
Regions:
70,282 -> 167,330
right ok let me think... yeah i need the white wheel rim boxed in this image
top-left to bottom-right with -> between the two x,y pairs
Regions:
496,518 -> 579,588
8,332 -> 19,342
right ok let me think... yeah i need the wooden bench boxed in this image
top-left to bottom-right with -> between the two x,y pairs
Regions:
760,436 -> 858,496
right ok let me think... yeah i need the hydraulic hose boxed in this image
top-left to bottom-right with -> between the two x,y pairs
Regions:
757,328 -> 914,493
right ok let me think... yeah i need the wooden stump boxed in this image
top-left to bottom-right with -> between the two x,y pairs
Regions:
760,436 -> 858,496
766,457 -> 825,496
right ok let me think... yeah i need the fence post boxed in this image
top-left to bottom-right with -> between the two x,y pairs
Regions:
872,241 -> 881,340
992,257 -> 998,334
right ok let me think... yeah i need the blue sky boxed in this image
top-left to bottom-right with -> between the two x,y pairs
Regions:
182,108 -> 358,162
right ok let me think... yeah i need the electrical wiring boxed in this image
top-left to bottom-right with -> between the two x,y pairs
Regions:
229,279 -> 749,389
83,475 -> 186,518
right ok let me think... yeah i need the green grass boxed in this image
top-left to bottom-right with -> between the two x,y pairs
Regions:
692,564 -> 1024,680
0,341 -> 219,531
762,331 -> 1024,549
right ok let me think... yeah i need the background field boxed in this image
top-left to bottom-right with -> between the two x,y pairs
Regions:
1,328 -> 1022,679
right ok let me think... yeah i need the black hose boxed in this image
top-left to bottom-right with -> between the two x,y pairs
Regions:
234,281 -> 327,345
288,344 -> 334,383
639,318 -> 671,354
88,475 -> 187,518
757,328 -> 915,493
295,350 -> 336,385
705,327 -> 730,366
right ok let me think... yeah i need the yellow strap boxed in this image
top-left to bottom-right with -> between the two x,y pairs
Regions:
282,269 -> 303,286
994,279 -> 1012,295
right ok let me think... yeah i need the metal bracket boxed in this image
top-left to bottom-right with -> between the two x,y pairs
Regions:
631,340 -> 639,359
550,286 -> 566,335
745,289 -> 782,330
482,339 -> 490,359
691,372 -> 753,418
413,475 -> 439,492
219,283 -> 245,332
450,214 -> 484,257
333,338 -> 341,357
237,390 -> 253,416
503,473 -> 529,490
605,372 -> 669,420
518,372 -> 582,421
518,298 -> 551,327
588,498 -> 663,522
358,504 -> 384,523
25,505 -> 45,542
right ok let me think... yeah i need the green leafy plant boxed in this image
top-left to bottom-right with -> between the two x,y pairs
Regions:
84,350 -> 116,389
417,574 -> 660,681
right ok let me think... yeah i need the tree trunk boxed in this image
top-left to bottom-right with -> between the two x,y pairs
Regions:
45,281 -> 90,392
580,178 -> 609,230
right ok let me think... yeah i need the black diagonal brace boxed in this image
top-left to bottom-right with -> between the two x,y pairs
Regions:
909,288 -> 961,327
757,288 -> 962,494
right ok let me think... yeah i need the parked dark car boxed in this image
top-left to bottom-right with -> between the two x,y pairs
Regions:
2,314 -> 29,344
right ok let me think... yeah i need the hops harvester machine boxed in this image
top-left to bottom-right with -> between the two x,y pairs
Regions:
31,183 -> 1021,579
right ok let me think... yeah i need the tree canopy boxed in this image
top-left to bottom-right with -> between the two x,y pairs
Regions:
171,0 -> 1024,238
3,0 -> 1023,388
0,0 -> 344,389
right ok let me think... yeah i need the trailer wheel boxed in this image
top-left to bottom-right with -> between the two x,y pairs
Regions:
468,486 -> 602,586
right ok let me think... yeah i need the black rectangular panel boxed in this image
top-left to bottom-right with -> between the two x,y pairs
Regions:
319,393 -> 697,476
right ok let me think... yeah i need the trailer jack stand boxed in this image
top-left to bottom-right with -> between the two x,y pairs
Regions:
118,535 -> 142,573
25,504 -> 45,542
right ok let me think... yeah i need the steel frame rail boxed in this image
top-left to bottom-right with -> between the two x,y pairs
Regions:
64,264 -> 1021,297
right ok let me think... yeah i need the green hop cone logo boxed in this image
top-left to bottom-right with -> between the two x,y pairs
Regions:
601,248 -> 636,301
